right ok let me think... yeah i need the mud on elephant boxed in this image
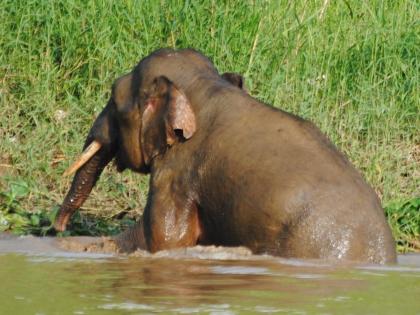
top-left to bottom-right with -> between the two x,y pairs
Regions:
55,48 -> 396,264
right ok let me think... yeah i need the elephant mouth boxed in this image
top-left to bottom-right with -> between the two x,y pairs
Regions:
63,140 -> 102,177
63,140 -> 149,176
63,121 -> 150,178
114,152 -> 150,174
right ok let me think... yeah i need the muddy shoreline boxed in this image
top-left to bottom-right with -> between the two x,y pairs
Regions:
1,233 -> 419,267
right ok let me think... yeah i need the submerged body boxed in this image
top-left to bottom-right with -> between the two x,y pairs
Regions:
55,49 -> 396,264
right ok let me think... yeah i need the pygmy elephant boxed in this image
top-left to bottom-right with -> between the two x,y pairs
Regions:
55,48 -> 396,264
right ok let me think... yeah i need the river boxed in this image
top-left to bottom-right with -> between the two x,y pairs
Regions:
0,234 -> 419,314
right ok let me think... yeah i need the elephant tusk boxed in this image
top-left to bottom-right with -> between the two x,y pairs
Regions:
62,140 -> 102,177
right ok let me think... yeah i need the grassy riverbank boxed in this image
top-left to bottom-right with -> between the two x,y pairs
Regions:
1,1 -> 418,251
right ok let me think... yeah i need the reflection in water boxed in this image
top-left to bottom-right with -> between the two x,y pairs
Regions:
0,240 -> 419,314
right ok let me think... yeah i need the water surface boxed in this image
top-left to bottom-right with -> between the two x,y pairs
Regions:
0,236 -> 419,314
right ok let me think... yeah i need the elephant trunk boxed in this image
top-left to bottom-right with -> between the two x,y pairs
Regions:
55,99 -> 118,232
54,144 -> 114,232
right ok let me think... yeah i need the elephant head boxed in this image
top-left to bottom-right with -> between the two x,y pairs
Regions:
55,49 -> 245,232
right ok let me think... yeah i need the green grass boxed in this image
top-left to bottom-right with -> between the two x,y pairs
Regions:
0,0 -> 418,251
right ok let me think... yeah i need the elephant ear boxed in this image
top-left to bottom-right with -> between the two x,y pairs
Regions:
141,76 -> 196,165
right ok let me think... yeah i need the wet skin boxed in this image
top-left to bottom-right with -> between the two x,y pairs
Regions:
55,48 -> 397,264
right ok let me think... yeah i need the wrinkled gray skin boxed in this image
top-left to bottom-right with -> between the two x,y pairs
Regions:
55,48 -> 396,264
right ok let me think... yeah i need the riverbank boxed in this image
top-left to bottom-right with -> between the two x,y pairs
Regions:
1,1 -> 418,252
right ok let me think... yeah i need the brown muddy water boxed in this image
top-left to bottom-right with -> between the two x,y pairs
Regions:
0,234 -> 419,315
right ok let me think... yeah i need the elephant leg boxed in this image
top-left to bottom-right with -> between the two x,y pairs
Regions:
143,198 -> 201,253
142,171 -> 201,253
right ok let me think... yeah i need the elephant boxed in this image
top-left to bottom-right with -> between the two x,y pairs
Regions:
54,48 -> 397,264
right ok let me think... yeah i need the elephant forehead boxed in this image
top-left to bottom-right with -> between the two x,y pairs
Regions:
113,73 -> 133,110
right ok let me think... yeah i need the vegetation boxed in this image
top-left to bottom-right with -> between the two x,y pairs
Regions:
1,1 -> 418,251
0,179 -> 135,236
